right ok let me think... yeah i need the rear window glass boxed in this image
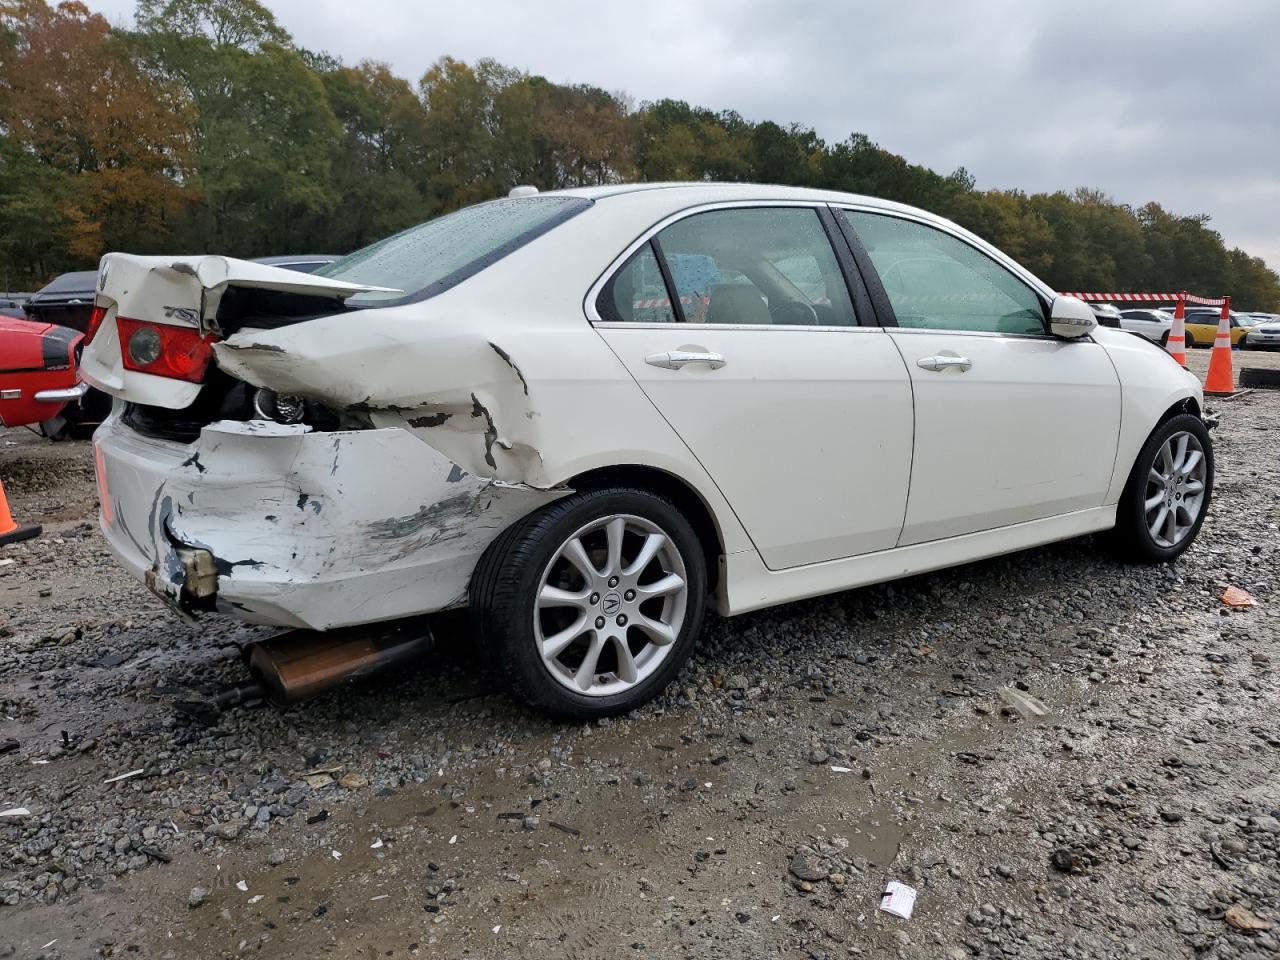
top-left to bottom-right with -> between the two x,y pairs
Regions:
316,197 -> 590,306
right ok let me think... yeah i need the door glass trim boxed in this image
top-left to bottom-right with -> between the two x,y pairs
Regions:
886,326 -> 1069,343
584,200 -> 868,329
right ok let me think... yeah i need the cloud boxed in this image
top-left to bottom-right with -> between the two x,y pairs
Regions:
85,0 -> 1280,270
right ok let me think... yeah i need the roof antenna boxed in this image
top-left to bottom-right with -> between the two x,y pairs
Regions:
508,185 -> 539,198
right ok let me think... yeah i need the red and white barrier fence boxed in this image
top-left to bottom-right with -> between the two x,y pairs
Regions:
1058,289 -> 1237,392
1060,291 -> 1228,307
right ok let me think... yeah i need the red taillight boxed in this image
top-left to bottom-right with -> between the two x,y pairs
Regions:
84,305 -> 108,344
117,317 -> 218,383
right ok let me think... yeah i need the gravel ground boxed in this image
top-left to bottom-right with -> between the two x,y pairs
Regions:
1,351 -> 1278,959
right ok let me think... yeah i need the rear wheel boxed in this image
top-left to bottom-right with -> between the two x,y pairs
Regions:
1111,414 -> 1213,563
1184,331 -> 1196,349
1159,331 -> 1169,348
471,487 -> 706,719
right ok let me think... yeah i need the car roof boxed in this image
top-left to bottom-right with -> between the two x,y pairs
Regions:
32,270 -> 97,295
548,181 -> 938,219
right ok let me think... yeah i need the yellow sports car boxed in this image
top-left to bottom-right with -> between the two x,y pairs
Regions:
1182,310 -> 1255,347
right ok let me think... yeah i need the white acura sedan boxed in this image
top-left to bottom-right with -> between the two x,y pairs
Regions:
82,183 -> 1213,718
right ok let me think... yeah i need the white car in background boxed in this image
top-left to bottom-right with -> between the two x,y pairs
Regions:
1242,313 -> 1280,350
1118,308 -> 1173,346
81,183 -> 1212,718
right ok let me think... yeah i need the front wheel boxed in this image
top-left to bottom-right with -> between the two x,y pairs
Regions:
1111,414 -> 1213,563
471,487 -> 707,719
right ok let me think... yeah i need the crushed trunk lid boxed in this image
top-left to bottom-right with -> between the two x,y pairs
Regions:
81,253 -> 397,410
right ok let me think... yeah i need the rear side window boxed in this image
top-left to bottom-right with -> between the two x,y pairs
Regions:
597,244 -> 677,323
842,211 -> 1045,335
318,197 -> 591,306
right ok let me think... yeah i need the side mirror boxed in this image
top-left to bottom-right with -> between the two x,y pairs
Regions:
1049,296 -> 1098,339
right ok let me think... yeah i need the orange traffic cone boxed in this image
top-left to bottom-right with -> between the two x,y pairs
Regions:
1203,297 -> 1236,396
0,475 -> 41,546
1166,293 -> 1187,367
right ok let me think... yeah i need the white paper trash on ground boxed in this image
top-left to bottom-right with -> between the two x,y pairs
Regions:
880,881 -> 917,919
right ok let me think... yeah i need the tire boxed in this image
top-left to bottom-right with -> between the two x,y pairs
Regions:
1184,331 -> 1196,349
1159,331 -> 1169,348
1111,413 -> 1213,563
1241,367 -> 1280,390
471,487 -> 707,719
38,417 -> 71,441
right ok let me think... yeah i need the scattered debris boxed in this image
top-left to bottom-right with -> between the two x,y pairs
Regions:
235,880 -> 248,892
103,768 -> 145,784
339,772 -> 369,790
548,821 -> 580,837
1050,848 -> 1081,873
829,765 -> 853,773
1225,905 -> 1274,932
0,738 -> 18,754
880,881 -> 917,920
1210,842 -> 1235,870
1221,586 -> 1258,608
370,838 -> 384,849
1000,686 -> 1049,719
303,773 -> 334,789
0,807 -> 31,818
188,886 -> 210,909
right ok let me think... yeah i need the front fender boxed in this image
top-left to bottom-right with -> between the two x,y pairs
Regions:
1098,330 -> 1203,502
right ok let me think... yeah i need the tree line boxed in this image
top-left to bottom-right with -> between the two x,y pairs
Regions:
2,0 -> 1277,309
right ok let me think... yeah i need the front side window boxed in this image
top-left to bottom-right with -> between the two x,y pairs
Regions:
652,208 -> 858,326
317,196 -> 591,306
841,211 -> 1045,335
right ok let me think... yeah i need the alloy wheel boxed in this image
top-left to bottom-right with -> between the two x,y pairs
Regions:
1144,431 -> 1207,548
533,514 -> 688,697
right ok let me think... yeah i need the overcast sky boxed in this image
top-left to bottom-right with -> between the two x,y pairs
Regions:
87,0 -> 1280,271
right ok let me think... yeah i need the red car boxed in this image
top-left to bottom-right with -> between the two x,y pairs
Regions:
0,316 -> 87,432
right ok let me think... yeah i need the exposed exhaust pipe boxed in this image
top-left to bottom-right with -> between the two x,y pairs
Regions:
245,618 -> 433,704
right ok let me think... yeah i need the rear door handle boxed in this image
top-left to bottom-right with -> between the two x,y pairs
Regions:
645,350 -> 727,370
916,355 -> 972,372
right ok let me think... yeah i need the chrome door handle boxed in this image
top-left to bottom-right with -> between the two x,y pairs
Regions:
645,350 -> 727,370
916,355 -> 972,372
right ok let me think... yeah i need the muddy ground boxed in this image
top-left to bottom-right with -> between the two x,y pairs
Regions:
2,349 -> 1279,959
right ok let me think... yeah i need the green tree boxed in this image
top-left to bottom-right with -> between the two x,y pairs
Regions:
131,0 -> 340,253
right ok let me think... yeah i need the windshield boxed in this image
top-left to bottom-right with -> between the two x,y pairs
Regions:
315,196 -> 591,306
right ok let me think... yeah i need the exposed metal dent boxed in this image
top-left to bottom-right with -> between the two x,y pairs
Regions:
220,341 -> 287,354
489,342 -> 529,395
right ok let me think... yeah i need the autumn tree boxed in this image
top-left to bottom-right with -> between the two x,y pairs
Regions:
0,0 -> 191,283
0,13 -> 1275,308
131,0 -> 340,253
